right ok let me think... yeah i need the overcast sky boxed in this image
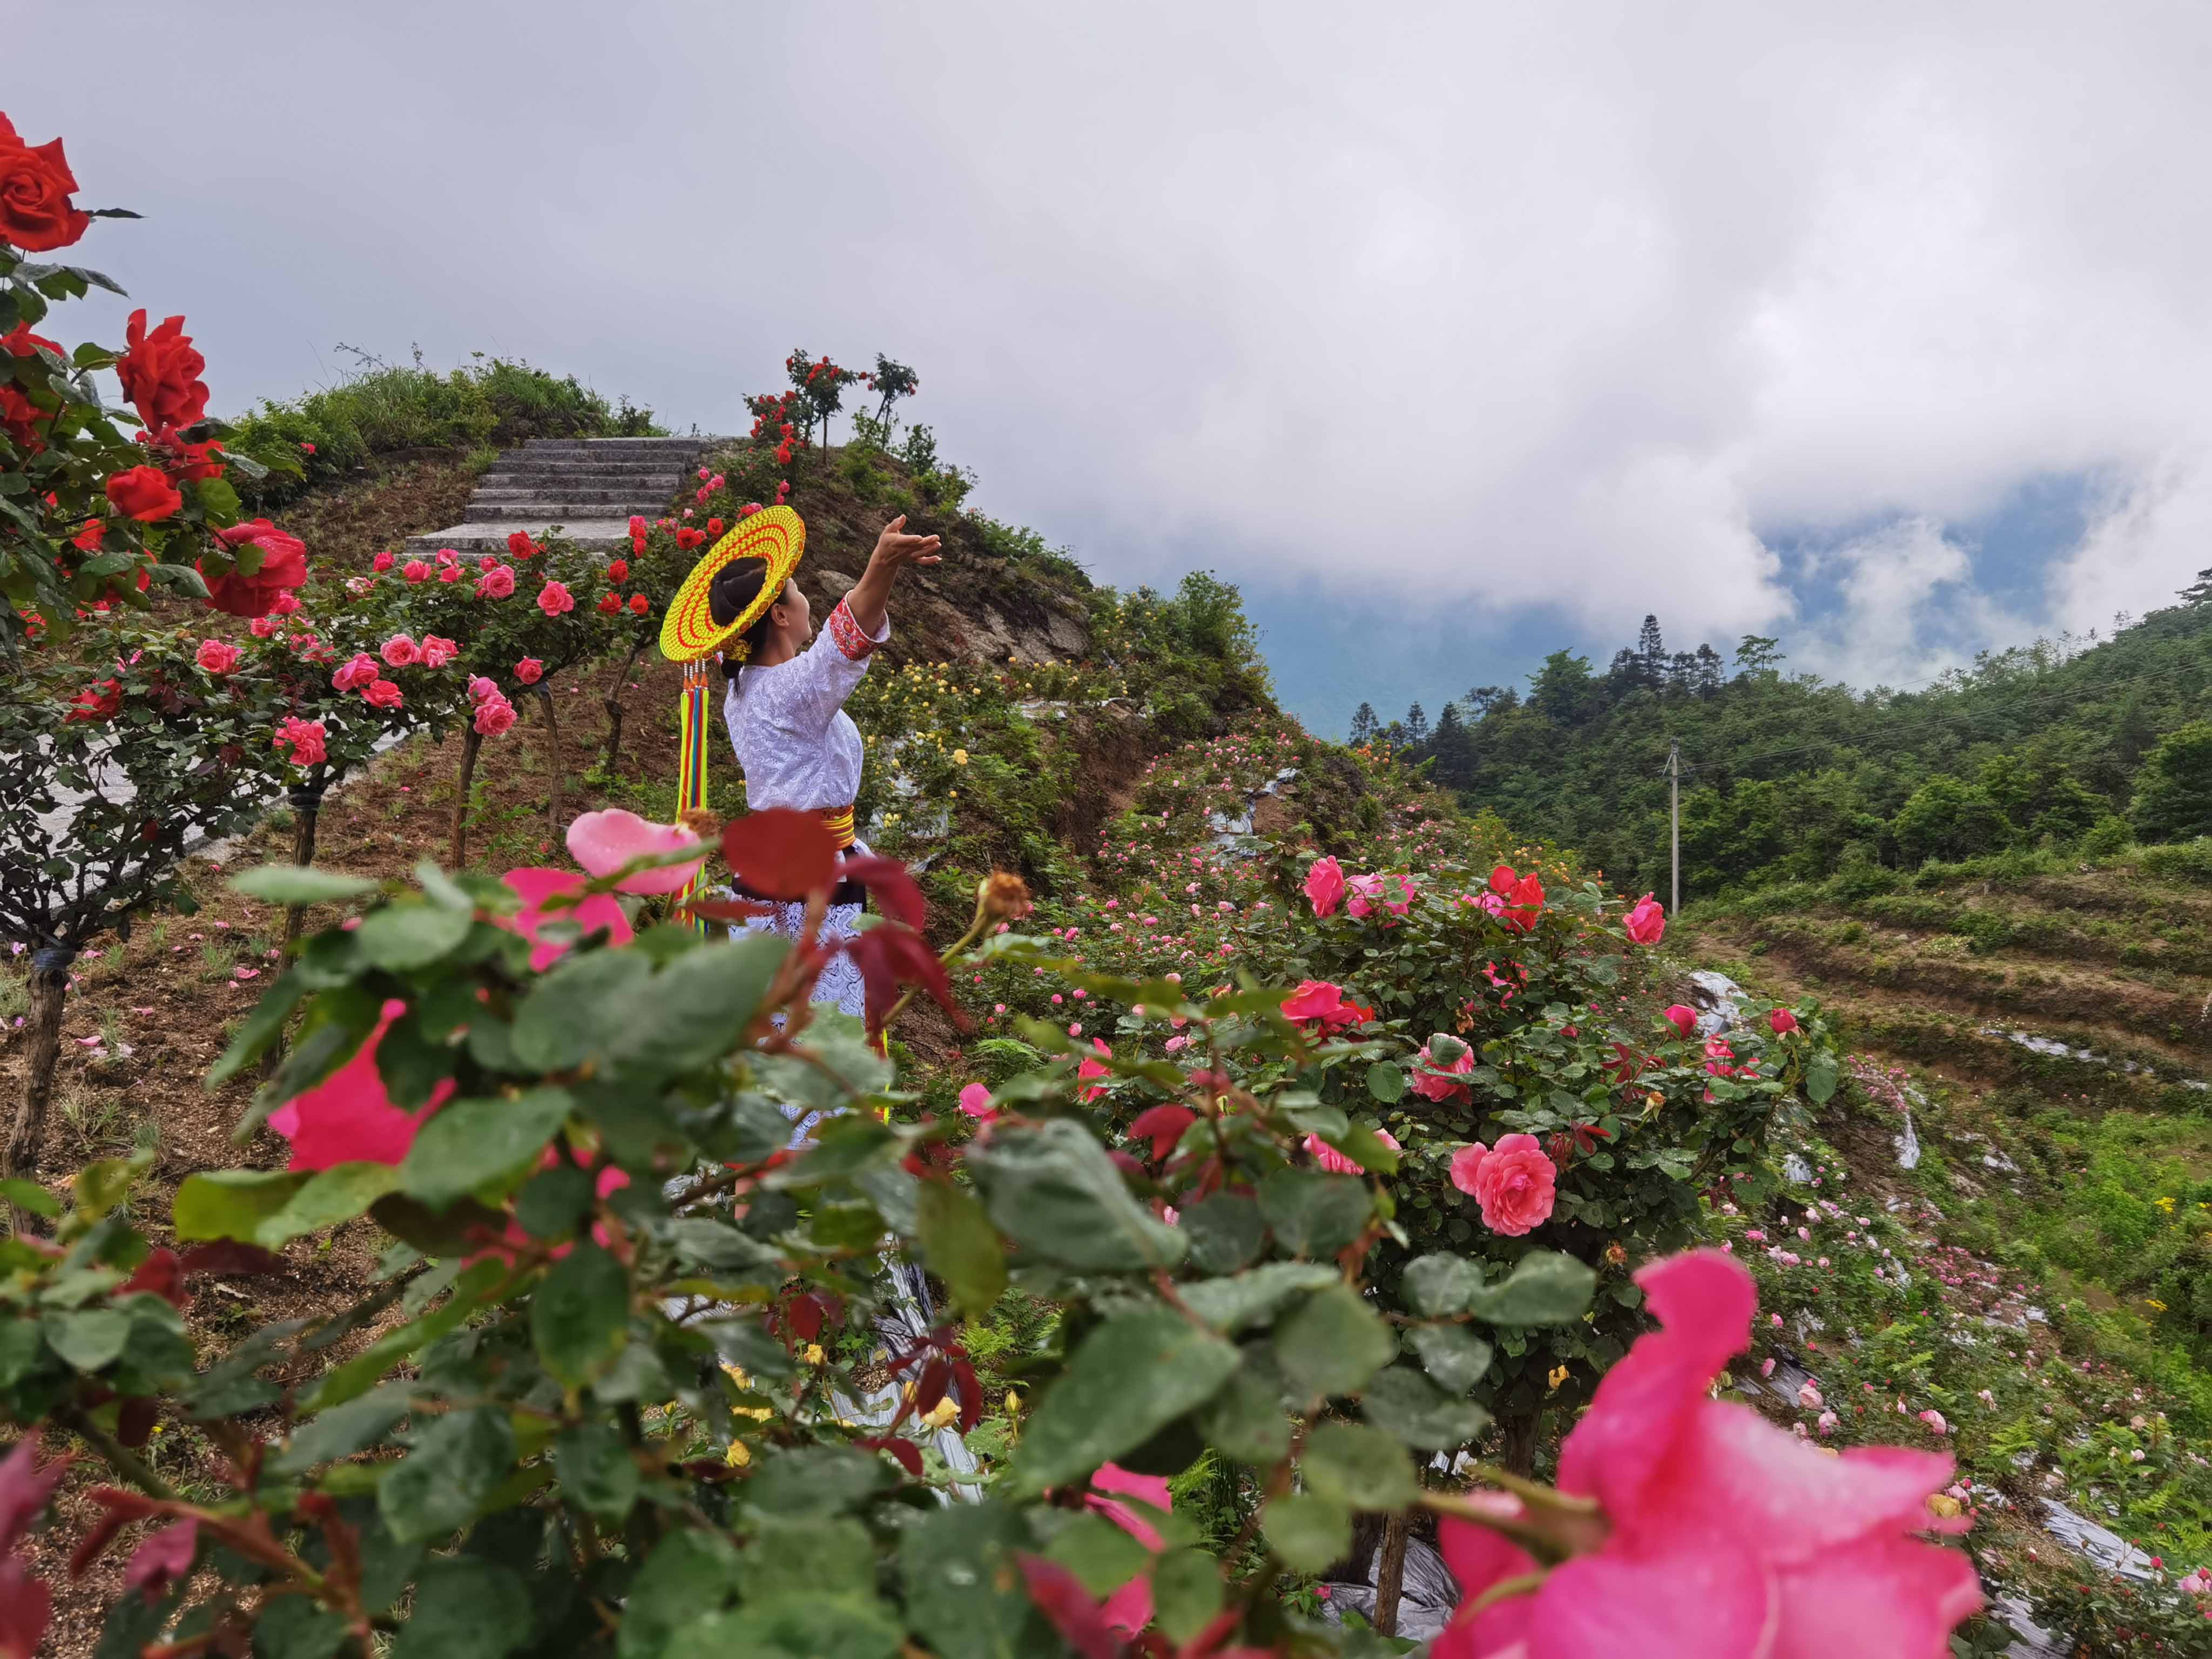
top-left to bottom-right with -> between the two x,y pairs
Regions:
19,3 -> 2212,733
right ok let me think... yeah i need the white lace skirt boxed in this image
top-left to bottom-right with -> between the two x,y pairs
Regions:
728,840 -> 870,1142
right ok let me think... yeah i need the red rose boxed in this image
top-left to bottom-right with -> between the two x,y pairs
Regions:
104,464 -> 183,523
0,114 -> 91,252
706,516 -> 724,535
596,591 -> 622,615
137,424 -> 226,481
72,518 -> 105,552
198,519 -> 307,618
65,677 -> 123,724
362,678 -> 403,710
506,531 -> 541,559
606,558 -> 629,583
117,311 -> 208,433
628,594 -> 648,614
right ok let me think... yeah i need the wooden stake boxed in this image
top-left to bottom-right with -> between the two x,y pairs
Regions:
450,725 -> 483,867
4,951 -> 75,1177
1372,1510 -> 1411,1637
538,685 -> 565,840
600,638 -> 648,775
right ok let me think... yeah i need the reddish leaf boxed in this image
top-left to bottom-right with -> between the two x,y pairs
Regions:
1129,1105 -> 1196,1163
122,1520 -> 196,1604
1106,1149 -> 1146,1179
859,1436 -> 925,1479
117,1398 -> 158,1449
120,1249 -> 188,1308
914,1357 -> 951,1417
177,1242 -> 284,1277
841,854 -> 926,931
69,1489 -> 158,1580
953,1358 -> 983,1433
845,923 -> 966,1035
1016,1554 -> 1127,1659
0,1557 -> 52,1659
722,807 -> 839,900
0,1438 -> 66,1556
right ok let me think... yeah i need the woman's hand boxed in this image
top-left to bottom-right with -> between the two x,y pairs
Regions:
869,515 -> 942,570
846,515 -> 943,635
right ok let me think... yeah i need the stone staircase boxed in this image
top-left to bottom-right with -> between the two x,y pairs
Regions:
404,435 -> 729,557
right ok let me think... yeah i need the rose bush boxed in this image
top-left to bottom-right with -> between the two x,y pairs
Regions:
0,810 -> 1979,1658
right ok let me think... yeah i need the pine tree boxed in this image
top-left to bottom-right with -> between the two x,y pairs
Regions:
2131,721 -> 2212,841
2182,568 -> 2212,607
1404,703 -> 1429,744
1692,644 -> 1724,695
1430,703 -> 1475,788
1348,702 -> 1379,745
1637,614 -> 1666,678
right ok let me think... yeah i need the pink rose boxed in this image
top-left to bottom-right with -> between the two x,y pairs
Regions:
1279,979 -> 1372,1030
401,559 -> 431,583
268,999 -> 454,1168
371,550 -> 395,572
248,615 -> 276,638
959,1082 -> 995,1120
1768,1007 -> 1799,1035
565,807 -> 705,895
362,678 -> 403,710
1623,892 -> 1665,945
1304,854 -> 1345,917
1662,1004 -> 1698,1039
420,635 -> 458,669
496,868 -> 635,970
331,653 -> 378,692
270,715 -> 327,769
1346,872 -> 1414,919
269,591 -> 301,617
1451,1132 -> 1555,1236
1436,1250 -> 1980,1657
477,564 -> 516,600
514,656 -> 544,685
194,638 -> 240,675
473,694 -> 516,736
379,633 -> 419,667
467,676 -> 498,704
437,564 -> 462,583
1410,1034 -> 1475,1103
537,580 -> 574,617
1303,1128 -> 1398,1176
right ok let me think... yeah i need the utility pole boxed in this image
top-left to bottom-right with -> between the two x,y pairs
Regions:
1667,739 -> 1681,918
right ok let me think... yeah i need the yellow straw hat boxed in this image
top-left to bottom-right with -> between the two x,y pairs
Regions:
658,506 -> 807,664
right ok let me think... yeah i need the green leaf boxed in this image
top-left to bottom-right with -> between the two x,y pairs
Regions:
377,1406 -> 516,1543
554,1423 -> 640,1520
174,1168 -> 308,1243
1264,1492 -> 1350,1574
1805,1048 -> 1839,1104
511,948 -> 655,1073
691,1600 -> 902,1659
255,1594 -> 350,1659
747,1445 -> 893,1519
305,1260 -> 503,1411
1332,1121 -> 1401,1176
205,968 -> 312,1087
1012,1305 -> 1239,1493
43,1309 -> 130,1372
231,865 -> 380,907
1365,1062 -> 1407,1103
352,901 -> 474,970
399,1088 -> 573,1210
254,1162 -> 400,1249
515,1164 -> 594,1238
1179,1263 -> 1339,1333
1462,1252 -> 1597,1326
0,1178 -> 60,1219
1180,1192 -> 1265,1274
388,1557 -> 531,1659
1303,1421 -> 1418,1509
902,1500 -> 1056,1659
1152,1548 -> 1226,1645
916,1178 -> 1007,1319
268,1387 -> 416,1476
968,1120 -> 1185,1272
1257,1169 -> 1371,1258
1274,1284 -> 1393,1401
1042,1508 -> 1151,1596
600,934 -> 785,1083
616,1530 -> 741,1659
1361,1365 -> 1492,1449
1408,1325 -> 1494,1393
1195,1349 -> 1293,1466
531,1243 -> 630,1388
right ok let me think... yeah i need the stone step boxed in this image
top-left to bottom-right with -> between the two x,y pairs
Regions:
517,436 -> 726,455
405,518 -> 635,556
469,491 -> 667,511
478,462 -> 685,483
461,502 -> 666,524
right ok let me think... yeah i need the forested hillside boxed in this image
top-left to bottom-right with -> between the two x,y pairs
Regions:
1366,582 -> 2212,902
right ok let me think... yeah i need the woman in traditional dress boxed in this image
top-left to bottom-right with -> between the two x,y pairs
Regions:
660,506 -> 940,1016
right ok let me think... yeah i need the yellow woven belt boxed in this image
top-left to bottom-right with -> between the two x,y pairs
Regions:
819,804 -> 857,849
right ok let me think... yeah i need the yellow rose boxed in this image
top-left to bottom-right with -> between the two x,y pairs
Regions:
952,749 -> 968,765
726,1440 -> 752,1467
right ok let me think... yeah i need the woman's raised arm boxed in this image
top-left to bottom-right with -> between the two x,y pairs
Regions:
843,515 -> 941,635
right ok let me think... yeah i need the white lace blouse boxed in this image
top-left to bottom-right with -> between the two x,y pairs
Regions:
721,595 -> 887,812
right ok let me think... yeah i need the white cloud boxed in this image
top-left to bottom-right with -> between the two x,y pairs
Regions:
16,2 -> 2212,684
1789,517 -> 2030,689
2049,452 -> 2212,638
